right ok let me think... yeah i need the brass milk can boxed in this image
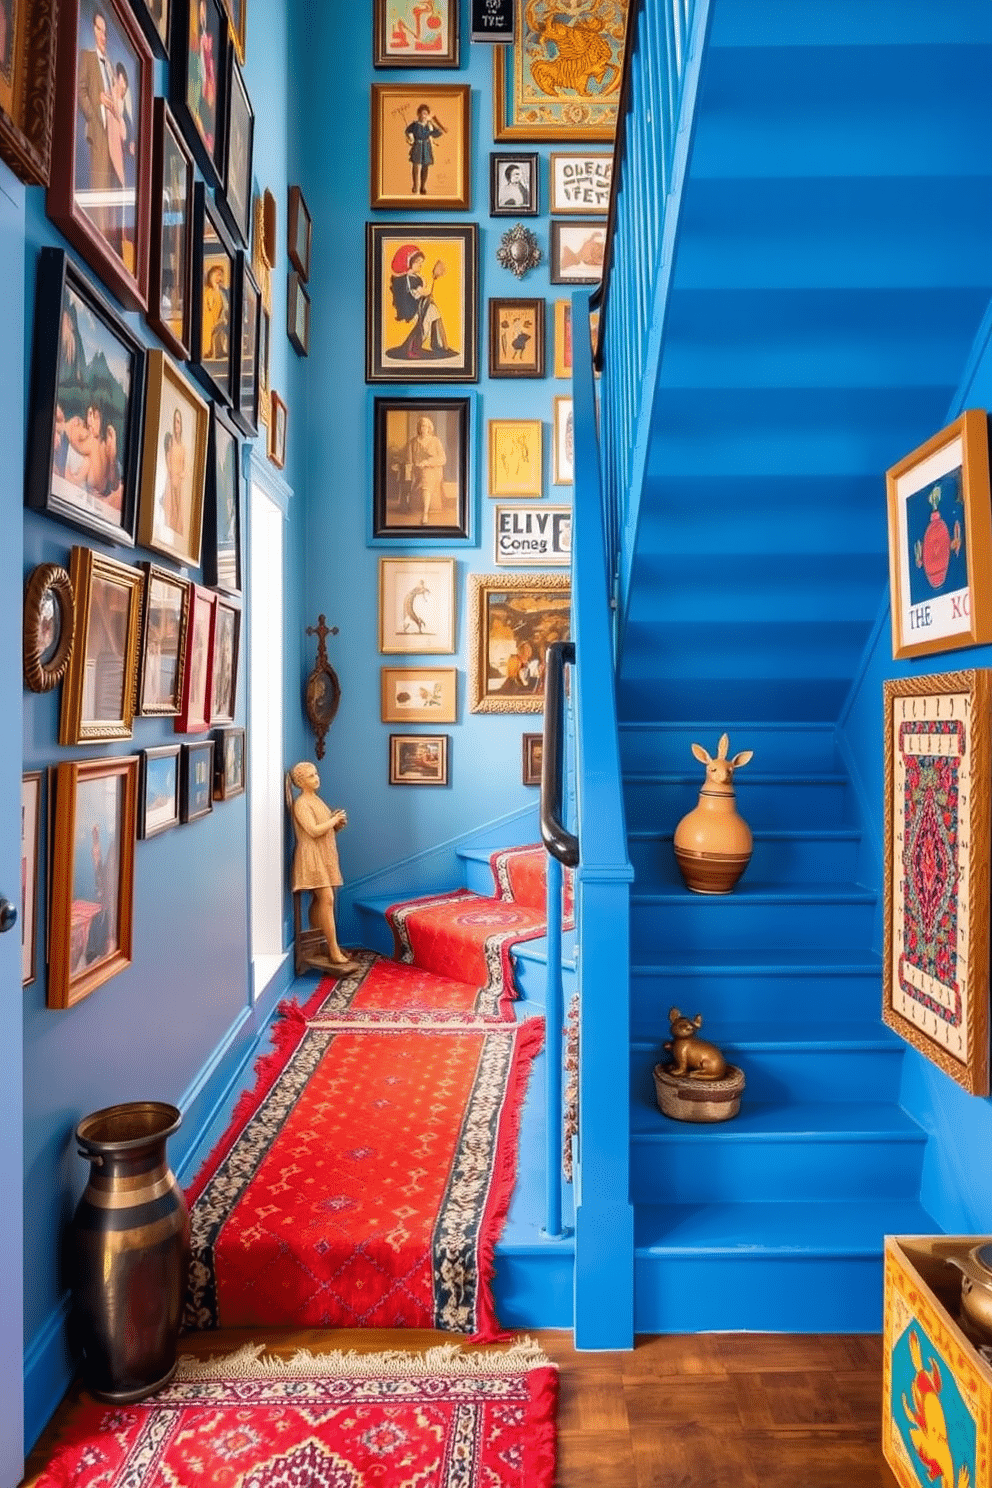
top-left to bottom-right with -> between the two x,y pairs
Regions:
72,1102 -> 190,1401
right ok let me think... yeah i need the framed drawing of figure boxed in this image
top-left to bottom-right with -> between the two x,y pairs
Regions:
0,0 -> 59,185
373,0 -> 459,68
372,395 -> 470,541
170,0 -> 228,188
367,222 -> 478,383
370,83 -> 469,211
148,99 -> 194,359
26,248 -> 146,548
489,297 -> 545,377
47,0 -> 154,311
190,180 -> 236,406
136,350 -> 209,566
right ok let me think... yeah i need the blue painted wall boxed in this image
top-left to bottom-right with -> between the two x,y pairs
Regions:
838,302 -> 992,1236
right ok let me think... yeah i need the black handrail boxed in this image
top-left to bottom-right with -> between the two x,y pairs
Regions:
540,640 -> 579,867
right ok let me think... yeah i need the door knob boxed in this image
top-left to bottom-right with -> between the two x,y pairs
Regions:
0,899 -> 17,934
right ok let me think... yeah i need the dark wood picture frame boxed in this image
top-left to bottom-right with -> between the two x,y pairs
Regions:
180,737 -> 214,821
233,253 -> 260,434
489,152 -> 539,217
59,544 -> 144,745
208,593 -> 239,724
148,97 -> 194,359
0,0 -> 59,185
373,394 -> 470,541
190,179 -> 236,406
130,0 -> 171,58
138,743 -> 181,838
522,733 -> 542,786
169,0 -> 228,188
219,53 -> 252,246
203,403 -> 242,593
47,0 -> 154,311
23,562 -> 75,693
287,271 -> 310,357
366,221 -> 478,384
550,219 -> 606,286
373,0 -> 459,68
212,725 -> 245,799
136,562 -> 189,716
174,581 -> 216,733
26,247 -> 146,547
48,753 -> 139,1008
287,183 -> 311,280
488,297 -> 545,378
389,733 -> 449,786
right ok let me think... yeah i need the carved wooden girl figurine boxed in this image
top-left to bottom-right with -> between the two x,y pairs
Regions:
286,761 -> 357,976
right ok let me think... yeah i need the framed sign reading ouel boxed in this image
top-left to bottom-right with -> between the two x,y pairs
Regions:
883,670 -> 992,1096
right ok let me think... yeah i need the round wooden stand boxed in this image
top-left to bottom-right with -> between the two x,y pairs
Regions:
653,1062 -> 745,1123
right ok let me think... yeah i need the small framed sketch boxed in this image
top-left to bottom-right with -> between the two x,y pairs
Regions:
175,582 -> 216,733
883,670 -> 992,1095
213,726 -> 245,799
138,744 -> 181,838
269,390 -> 288,468
137,563 -> 190,716
47,0 -> 154,311
208,595 -> 240,724
148,99 -> 195,359
59,546 -> 144,745
373,395 -> 469,540
549,152 -> 612,214
48,754 -> 139,1009
137,349 -> 209,567
522,733 -> 543,787
550,220 -> 606,285
191,181 -> 236,406
170,0 -> 228,188
26,248 -> 146,548
287,271 -> 310,357
489,153 -> 538,216
21,772 -> 42,986
23,563 -> 75,694
381,666 -> 457,723
468,571 -> 571,714
389,733 -> 449,786
373,0 -> 459,68
553,396 -> 573,484
220,56 -> 253,247
233,256 -> 261,435
885,410 -> 992,660
366,222 -> 478,383
203,404 -> 242,594
489,298 -> 545,378
287,184 -> 312,280
180,738 -> 215,821
379,556 -> 456,654
370,84 -> 470,210
489,419 -> 542,498
495,505 -> 571,566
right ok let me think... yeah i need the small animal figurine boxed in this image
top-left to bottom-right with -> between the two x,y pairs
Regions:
673,732 -> 753,894
664,1007 -> 728,1081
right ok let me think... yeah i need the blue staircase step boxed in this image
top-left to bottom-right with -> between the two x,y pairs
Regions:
709,1 -> 992,49
618,676 -> 854,724
631,884 -> 875,953
629,827 -> 861,886
456,847 -> 500,897
619,720 -> 840,774
623,553 -> 885,626
631,952 -> 882,1026
623,770 -> 851,828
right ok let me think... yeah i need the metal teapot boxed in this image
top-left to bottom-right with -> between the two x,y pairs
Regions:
947,1243 -> 992,1341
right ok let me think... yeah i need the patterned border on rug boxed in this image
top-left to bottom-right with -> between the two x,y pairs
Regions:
299,947 -> 517,1025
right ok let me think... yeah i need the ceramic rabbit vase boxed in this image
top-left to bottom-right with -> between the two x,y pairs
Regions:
673,733 -> 753,894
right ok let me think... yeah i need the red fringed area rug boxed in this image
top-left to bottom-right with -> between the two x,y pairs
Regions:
32,1340 -> 558,1488
185,953 -> 543,1339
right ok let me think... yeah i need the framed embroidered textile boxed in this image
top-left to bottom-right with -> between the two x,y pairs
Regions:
883,670 -> 992,1095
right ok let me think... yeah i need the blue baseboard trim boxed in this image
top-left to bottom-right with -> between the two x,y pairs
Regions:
23,1296 -> 73,1455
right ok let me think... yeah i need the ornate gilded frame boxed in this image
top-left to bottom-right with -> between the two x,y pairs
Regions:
492,0 -> 627,142
0,0 -> 59,184
23,562 -> 74,692
468,571 -> 571,714
59,545 -> 143,745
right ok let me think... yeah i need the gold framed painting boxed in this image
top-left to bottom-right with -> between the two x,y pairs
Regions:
366,222 -> 478,383
378,556 -> 456,655
373,0 -> 459,68
0,0 -> 58,184
885,410 -> 992,661
882,670 -> 992,1096
522,733 -> 542,786
59,545 -> 144,745
381,665 -> 457,723
468,571 -> 571,714
493,0 -> 627,142
137,562 -> 189,716
489,418 -> 542,498
137,350 -> 209,567
389,733 -> 449,786
553,396 -> 573,484
371,83 -> 470,210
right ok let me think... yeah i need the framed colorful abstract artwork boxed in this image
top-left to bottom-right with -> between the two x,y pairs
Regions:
468,571 -> 571,714
885,410 -> 992,661
373,0 -> 459,68
492,0 -> 627,142
370,83 -> 469,211
366,222 -> 478,383
882,670 -> 992,1096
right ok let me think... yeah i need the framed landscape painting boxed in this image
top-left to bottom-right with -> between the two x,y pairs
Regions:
492,0 -> 627,141
389,733 -> 448,786
138,744 -> 181,838
366,222 -> 478,383
883,670 -> 992,1096
373,0 -> 459,67
468,571 -> 571,714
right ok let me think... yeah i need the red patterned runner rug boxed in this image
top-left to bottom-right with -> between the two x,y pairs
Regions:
185,962 -> 543,1340
490,844 -> 574,920
298,944 -> 517,1024
30,1339 -> 558,1488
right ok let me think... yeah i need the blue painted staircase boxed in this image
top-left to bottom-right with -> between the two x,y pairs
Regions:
602,0 -> 992,1332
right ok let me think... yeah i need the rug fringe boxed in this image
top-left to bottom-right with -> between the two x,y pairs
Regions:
174,1336 -> 554,1382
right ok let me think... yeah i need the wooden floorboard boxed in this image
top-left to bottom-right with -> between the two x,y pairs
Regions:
22,1329 -> 901,1487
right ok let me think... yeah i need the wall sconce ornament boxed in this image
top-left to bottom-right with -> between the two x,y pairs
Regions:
496,223 -> 542,279
304,614 -> 341,759
653,1008 -> 745,1123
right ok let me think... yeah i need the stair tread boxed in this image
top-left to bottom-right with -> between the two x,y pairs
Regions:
633,947 -> 880,971
630,1020 -> 900,1050
625,768 -> 847,782
630,826 -> 859,842
634,1200 -> 939,1256
632,883 -> 875,904
631,1099 -> 924,1140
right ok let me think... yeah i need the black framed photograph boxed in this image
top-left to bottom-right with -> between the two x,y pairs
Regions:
138,744 -> 181,837
170,0 -> 228,188
148,98 -> 194,359
287,271 -> 310,357
287,183 -> 311,280
522,733 -> 543,786
190,180 -> 235,405
130,0 -> 171,58
389,733 -> 449,786
47,0 -> 154,312
219,55 -> 252,247
222,0 -> 246,63
180,738 -> 214,821
488,297 -> 545,378
212,725 -> 245,799
490,152 -> 538,216
366,222 -> 478,383
373,395 -> 470,541
137,562 -> 190,715
203,404 -> 242,594
233,254 -> 260,434
26,248 -> 146,547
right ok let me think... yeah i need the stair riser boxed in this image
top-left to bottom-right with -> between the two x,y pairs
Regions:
631,898 -> 874,953
510,952 -> 575,1007
631,1044 -> 903,1106
352,905 -> 397,959
623,777 -> 851,830
492,1252 -> 574,1329
630,833 -> 859,886
633,1253 -> 885,1333
619,723 -> 839,774
632,970 -> 882,1026
630,1136 -> 923,1204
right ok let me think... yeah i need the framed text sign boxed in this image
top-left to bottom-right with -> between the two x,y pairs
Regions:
472,0 -> 512,42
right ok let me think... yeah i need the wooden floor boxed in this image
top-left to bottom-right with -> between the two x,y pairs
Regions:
23,1328 -> 902,1488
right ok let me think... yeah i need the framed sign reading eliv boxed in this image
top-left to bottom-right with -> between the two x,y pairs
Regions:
883,670 -> 992,1096
886,410 -> 992,660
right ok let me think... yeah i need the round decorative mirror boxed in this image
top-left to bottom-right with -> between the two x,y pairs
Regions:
24,563 -> 75,692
